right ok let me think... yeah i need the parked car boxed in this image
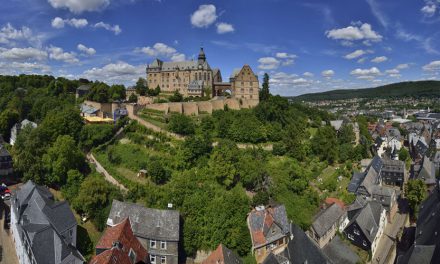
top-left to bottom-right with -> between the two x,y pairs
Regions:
0,185 -> 11,200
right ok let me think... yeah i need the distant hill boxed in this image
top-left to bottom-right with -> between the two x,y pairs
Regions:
291,80 -> 440,102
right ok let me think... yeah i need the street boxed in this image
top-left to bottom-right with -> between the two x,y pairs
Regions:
0,199 -> 18,264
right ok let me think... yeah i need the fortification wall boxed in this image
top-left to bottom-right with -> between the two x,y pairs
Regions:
224,98 -> 240,110
168,103 -> 183,114
182,102 -> 199,116
197,101 -> 213,114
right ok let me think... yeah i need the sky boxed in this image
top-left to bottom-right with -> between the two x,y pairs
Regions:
1,0 -> 440,96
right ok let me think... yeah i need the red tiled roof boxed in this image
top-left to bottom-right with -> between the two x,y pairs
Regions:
202,244 -> 225,264
90,218 -> 148,264
324,197 -> 346,209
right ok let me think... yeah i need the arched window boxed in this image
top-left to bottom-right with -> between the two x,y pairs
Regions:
204,72 -> 207,81
199,72 -> 202,80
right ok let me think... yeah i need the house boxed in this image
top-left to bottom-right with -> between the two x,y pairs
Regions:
80,103 -> 99,117
202,244 -> 242,264
107,200 -> 180,264
344,201 -> 387,257
10,180 -> 84,264
10,119 -> 37,145
381,158 -> 407,187
0,144 -> 13,176
90,218 -> 149,264
416,156 -> 437,191
396,186 -> 440,264
329,120 -> 344,132
247,205 -> 290,263
307,203 -> 348,248
261,224 -> 333,264
371,185 -> 398,222
76,84 -> 92,99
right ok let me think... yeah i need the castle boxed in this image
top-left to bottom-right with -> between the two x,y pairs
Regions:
146,48 -> 259,100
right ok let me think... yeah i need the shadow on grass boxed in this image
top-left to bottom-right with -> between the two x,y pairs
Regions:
77,225 -> 94,261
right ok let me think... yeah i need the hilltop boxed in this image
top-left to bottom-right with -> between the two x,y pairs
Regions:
291,80 -> 440,102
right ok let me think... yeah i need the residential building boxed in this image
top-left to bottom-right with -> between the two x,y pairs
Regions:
397,186 -> 440,264
381,158 -> 407,187
228,65 -> 260,100
107,200 -> 180,264
307,203 -> 348,248
416,156 -> 437,190
90,218 -> 149,264
0,144 -> 13,176
344,201 -> 387,257
262,224 -> 333,264
10,119 -> 37,145
371,185 -> 398,222
76,84 -> 92,99
146,48 -> 218,97
10,180 -> 84,264
247,205 -> 290,264
202,244 -> 242,264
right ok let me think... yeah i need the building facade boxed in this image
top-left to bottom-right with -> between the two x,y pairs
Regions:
10,181 -> 84,264
146,48 -> 218,97
0,144 -> 13,176
107,200 -> 180,264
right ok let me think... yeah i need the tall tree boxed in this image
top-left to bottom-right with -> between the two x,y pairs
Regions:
405,179 -> 427,214
135,78 -> 148,96
259,73 -> 270,101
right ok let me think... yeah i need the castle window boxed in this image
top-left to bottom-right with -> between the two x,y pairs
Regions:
199,72 -> 202,80
204,72 -> 207,81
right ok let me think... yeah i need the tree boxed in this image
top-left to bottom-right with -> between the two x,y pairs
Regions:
399,148 -> 410,162
168,114 -> 195,135
149,162 -> 170,184
42,135 -> 86,185
208,140 -> 240,188
135,78 -> 148,96
181,135 -> 212,166
108,84 -> 126,101
0,109 -> 19,141
87,82 -> 110,103
259,73 -> 270,101
312,126 -> 339,164
128,93 -> 138,103
405,179 -> 427,214
338,124 -> 355,144
169,90 -> 183,102
61,170 -> 84,201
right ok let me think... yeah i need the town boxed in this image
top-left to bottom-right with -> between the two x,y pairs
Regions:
1,1 -> 440,264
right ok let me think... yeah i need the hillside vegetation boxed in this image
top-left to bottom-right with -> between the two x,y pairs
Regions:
292,80 -> 440,101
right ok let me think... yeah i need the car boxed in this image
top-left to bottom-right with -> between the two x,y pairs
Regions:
1,188 -> 11,200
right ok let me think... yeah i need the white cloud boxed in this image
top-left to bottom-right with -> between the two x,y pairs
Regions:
48,46 -> 79,63
321,69 -> 335,78
135,43 -> 186,62
94,22 -> 121,35
326,23 -> 382,43
396,63 -> 409,70
421,4 -> 436,17
0,23 -> 33,45
385,69 -> 399,74
344,49 -> 366,59
366,0 -> 389,28
270,72 -> 313,87
216,23 -> 234,34
68,18 -> 88,28
282,59 -> 294,66
258,57 -> 280,70
371,56 -> 388,63
51,17 -> 65,28
77,44 -> 96,55
423,60 -> 440,71
48,0 -> 110,14
0,47 -> 47,61
82,61 -> 145,84
276,52 -> 297,59
357,57 -> 367,64
0,61 -> 51,75
190,5 -> 217,28
350,67 -> 381,79
303,72 -> 314,77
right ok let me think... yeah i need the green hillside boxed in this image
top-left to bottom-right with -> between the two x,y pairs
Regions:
292,80 -> 440,101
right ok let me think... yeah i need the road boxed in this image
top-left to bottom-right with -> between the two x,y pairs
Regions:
0,200 -> 18,264
87,153 -> 128,192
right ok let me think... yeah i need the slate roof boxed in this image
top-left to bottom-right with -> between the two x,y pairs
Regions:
323,235 -> 360,264
12,180 -> 84,264
371,185 -> 395,211
0,144 -> 11,158
348,201 -> 384,243
92,218 -> 148,264
348,172 -> 366,193
202,244 -> 242,264
247,205 -> 290,248
278,224 -> 333,264
397,189 -> 440,264
311,203 -> 345,238
148,59 -> 211,71
107,200 -> 180,241
360,166 -> 380,195
417,156 -> 436,185
80,103 -> 98,115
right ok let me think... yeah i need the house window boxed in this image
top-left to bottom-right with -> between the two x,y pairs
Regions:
354,229 -> 360,235
150,255 -> 156,264
129,248 -> 137,264
160,241 -> 167,250
362,240 -> 367,247
150,240 -> 157,249
347,234 -> 354,241
161,256 -> 166,264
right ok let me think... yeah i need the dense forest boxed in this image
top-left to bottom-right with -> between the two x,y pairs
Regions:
292,80 -> 440,101
0,74 -> 369,262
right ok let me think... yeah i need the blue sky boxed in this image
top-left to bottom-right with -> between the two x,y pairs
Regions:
1,0 -> 440,96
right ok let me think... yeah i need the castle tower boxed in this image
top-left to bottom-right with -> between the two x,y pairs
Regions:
198,47 -> 206,65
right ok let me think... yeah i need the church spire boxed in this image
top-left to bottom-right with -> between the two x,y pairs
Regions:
198,47 -> 206,64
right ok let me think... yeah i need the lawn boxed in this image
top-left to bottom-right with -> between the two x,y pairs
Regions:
312,164 -> 355,205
